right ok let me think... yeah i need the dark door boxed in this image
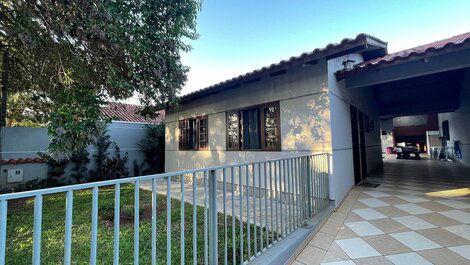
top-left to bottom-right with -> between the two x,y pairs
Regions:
350,106 -> 362,184
358,110 -> 368,179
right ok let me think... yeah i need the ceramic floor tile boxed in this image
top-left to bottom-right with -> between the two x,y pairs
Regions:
368,218 -> 411,234
439,210 -> 470,223
335,238 -> 381,259
335,225 -> 359,240
322,242 -> 351,263
358,198 -> 390,208
363,191 -> 391,198
416,212 -> 462,227
389,231 -> 441,251
320,220 -> 343,236
392,216 -> 436,230
417,201 -> 454,212
444,224 -> 470,240
394,203 -> 433,215
353,256 -> 394,265
398,189 -> 423,196
297,245 -> 327,265
352,208 -> 387,220
448,244 -> 470,261
380,196 -> 408,205
386,252 -> 433,265
345,221 -> 385,237
436,199 -> 470,209
417,227 -> 470,247
396,195 -> 429,203
363,234 -> 411,255
345,212 -> 365,222
374,206 -> 409,218
310,232 -> 336,251
418,247 -> 470,265
320,261 -> 356,265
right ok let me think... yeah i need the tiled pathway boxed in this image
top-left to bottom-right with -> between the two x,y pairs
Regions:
293,159 -> 470,265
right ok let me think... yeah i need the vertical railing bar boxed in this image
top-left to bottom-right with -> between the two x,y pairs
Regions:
269,161 -> 274,243
231,167 -> 236,265
134,180 -> 140,265
193,173 -> 198,265
239,165 -> 244,264
295,158 -> 300,227
280,160 -> 285,238
181,175 -> 185,265
302,157 -> 306,222
90,187 -> 98,265
208,169 -> 218,265
245,164 -> 251,259
223,168 -> 228,265
274,161 -> 279,242
258,162 -> 263,251
316,156 -> 320,213
204,171 -> 208,265
253,164 -> 257,256
151,179 -> 157,265
64,190 -> 74,265
287,159 -> 292,234
281,159 -> 287,235
291,158 -> 296,229
32,195 -> 43,265
264,162 -> 268,249
0,200 -> 7,265
115,184 -> 121,265
166,177 -> 172,265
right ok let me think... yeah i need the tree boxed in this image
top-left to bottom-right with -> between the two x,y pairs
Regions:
1,0 -> 200,157
139,123 -> 165,174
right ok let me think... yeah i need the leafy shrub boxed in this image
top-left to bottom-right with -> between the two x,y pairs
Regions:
138,123 -> 165,174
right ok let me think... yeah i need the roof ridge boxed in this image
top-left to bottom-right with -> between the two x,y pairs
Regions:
181,33 -> 384,100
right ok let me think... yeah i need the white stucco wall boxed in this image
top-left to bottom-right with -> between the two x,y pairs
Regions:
327,54 -> 383,204
165,60 -> 331,172
438,68 -> 470,166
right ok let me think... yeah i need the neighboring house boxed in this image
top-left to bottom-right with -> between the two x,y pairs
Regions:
0,102 -> 164,190
165,31 -> 470,204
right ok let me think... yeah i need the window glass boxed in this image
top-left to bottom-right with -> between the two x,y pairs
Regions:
242,108 -> 260,149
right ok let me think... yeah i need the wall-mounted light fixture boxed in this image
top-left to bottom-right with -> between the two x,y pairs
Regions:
342,59 -> 355,71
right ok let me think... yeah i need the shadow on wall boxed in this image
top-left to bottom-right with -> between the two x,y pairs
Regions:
283,88 -> 330,152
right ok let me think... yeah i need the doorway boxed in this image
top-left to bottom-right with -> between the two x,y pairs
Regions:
350,105 -> 367,184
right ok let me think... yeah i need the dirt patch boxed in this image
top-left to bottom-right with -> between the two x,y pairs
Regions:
102,203 -> 167,227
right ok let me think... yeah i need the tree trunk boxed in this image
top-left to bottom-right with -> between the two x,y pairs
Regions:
1,51 -> 9,127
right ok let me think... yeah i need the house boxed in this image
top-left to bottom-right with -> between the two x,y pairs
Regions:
0,102 -> 164,190
165,31 -> 470,204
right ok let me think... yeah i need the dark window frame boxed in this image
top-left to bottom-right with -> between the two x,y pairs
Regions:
226,101 -> 281,151
178,115 -> 209,151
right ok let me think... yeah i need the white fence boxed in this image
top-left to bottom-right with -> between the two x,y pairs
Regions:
0,153 -> 331,265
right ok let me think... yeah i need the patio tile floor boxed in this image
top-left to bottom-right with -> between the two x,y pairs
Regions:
292,159 -> 470,265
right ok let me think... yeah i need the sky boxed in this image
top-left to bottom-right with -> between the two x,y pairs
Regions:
179,0 -> 470,95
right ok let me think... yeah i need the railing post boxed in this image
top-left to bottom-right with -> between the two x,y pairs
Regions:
208,169 -> 218,265
306,156 -> 312,218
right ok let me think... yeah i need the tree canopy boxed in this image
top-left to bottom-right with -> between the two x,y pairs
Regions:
0,0 -> 200,158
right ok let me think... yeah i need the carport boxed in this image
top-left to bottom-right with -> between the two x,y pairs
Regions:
336,32 -> 470,183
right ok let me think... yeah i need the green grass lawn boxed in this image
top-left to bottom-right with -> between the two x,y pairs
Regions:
6,184 -> 276,264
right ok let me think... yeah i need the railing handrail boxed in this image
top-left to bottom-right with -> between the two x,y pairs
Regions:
0,153 -> 330,201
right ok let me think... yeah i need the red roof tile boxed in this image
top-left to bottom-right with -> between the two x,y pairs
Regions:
101,102 -> 164,123
181,33 -> 387,102
0,157 -> 47,165
351,32 -> 470,72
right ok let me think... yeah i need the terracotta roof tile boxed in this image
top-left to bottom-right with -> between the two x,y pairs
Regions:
0,157 -> 47,165
101,102 -> 164,123
181,33 -> 386,102
351,31 -> 470,72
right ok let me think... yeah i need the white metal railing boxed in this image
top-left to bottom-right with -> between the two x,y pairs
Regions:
0,153 -> 331,265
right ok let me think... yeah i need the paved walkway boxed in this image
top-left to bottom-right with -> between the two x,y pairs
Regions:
293,158 -> 470,265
